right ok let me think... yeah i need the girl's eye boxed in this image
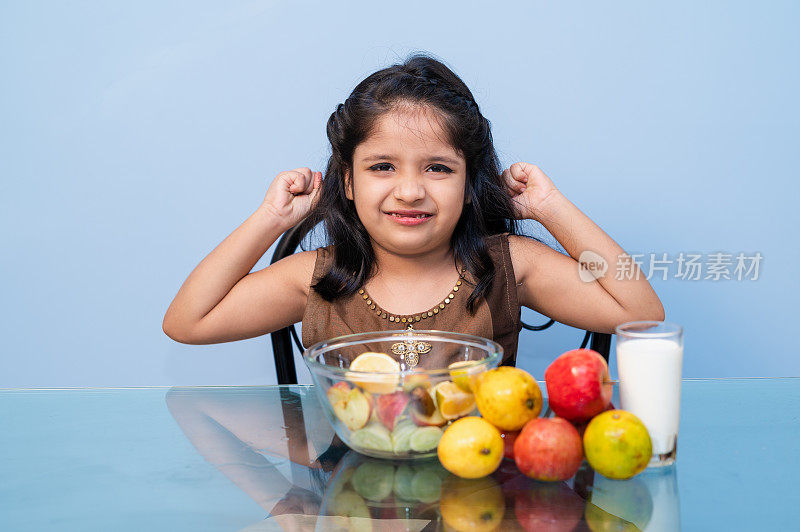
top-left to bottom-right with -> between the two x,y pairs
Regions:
429,164 -> 454,173
368,163 -> 454,174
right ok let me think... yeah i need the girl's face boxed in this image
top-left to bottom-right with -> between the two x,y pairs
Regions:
347,106 -> 467,258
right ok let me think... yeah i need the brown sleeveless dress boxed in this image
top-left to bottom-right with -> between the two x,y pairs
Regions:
301,233 -> 522,367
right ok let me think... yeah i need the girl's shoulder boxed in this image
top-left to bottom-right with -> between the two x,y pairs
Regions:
268,248 -> 320,297
312,244 -> 335,263
307,244 -> 336,283
484,231 -> 510,246
483,232 -> 514,259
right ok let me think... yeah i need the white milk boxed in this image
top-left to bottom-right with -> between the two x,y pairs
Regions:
616,338 -> 683,456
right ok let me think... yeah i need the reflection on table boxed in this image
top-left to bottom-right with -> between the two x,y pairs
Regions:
166,385 -> 680,531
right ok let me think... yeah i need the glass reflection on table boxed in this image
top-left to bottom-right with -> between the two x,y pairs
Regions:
166,385 -> 679,531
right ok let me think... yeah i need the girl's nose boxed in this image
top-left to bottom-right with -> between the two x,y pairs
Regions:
392,174 -> 426,203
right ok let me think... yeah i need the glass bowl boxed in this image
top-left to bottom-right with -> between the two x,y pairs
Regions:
303,330 -> 503,460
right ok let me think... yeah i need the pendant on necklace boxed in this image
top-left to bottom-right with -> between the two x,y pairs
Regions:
391,323 -> 432,368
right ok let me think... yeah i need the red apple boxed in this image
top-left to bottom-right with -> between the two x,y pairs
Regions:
544,349 -> 613,423
376,391 -> 410,430
514,418 -> 583,482
514,481 -> 586,532
500,430 -> 519,460
327,381 -> 351,404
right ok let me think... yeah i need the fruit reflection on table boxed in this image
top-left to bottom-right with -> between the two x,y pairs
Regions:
319,451 -> 676,531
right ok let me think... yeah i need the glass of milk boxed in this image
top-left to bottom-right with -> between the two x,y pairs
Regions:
615,321 -> 683,468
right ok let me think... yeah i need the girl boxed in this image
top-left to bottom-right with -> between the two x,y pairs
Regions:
162,53 -> 664,517
162,53 -> 664,364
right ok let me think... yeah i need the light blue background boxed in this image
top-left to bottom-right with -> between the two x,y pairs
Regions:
1,1 -> 797,387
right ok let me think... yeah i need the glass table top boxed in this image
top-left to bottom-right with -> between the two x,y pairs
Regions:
1,378 -> 798,531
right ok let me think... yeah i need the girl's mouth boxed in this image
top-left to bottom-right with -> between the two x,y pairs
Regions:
385,212 -> 434,226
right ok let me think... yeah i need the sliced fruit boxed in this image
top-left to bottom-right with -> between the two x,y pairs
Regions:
409,426 -> 443,452
410,469 -> 442,503
391,420 -> 418,453
402,373 -> 432,393
347,352 -> 401,394
326,380 -> 351,404
393,464 -> 417,501
350,422 -> 393,453
331,489 -> 370,520
330,386 -> 372,431
434,381 -> 477,420
409,386 -> 446,426
410,386 -> 435,416
369,400 -> 382,424
351,460 -> 395,501
415,460 -> 451,481
411,406 -> 447,427
448,360 -> 482,392
327,466 -> 356,500
376,391 -> 410,430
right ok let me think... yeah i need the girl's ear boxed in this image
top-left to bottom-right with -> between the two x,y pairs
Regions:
344,170 -> 354,200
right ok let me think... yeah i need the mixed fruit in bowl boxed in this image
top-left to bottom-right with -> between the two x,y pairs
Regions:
310,333 -> 657,485
303,330 -> 502,459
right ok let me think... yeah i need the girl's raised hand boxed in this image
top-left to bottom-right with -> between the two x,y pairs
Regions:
502,162 -> 562,222
258,167 -> 323,229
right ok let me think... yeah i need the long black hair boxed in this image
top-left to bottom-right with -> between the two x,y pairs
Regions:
297,52 -> 523,313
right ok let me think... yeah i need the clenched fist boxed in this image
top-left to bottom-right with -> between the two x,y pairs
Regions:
258,167 -> 323,229
501,162 -> 562,222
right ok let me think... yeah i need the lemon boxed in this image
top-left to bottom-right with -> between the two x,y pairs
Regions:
434,381 -> 477,420
440,476 -> 505,532
583,410 -> 653,480
448,360 -> 481,392
437,416 -> 503,479
474,367 -> 542,431
347,352 -> 400,394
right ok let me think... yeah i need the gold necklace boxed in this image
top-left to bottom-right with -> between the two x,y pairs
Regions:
357,268 -> 466,367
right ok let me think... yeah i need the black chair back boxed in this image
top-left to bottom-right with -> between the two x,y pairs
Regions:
270,225 -> 612,384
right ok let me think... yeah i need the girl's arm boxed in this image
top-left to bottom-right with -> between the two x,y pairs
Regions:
504,163 -> 665,334
165,388 -> 304,512
162,167 -> 323,344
